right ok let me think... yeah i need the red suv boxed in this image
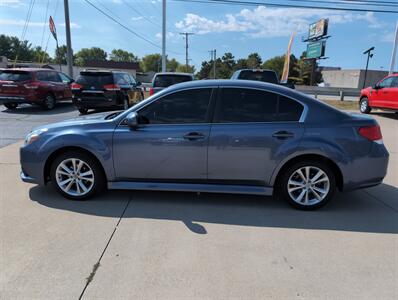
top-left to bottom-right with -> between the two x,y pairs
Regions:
359,74 -> 398,114
0,68 -> 73,110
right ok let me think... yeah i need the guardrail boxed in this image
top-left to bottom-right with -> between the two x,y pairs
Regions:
295,86 -> 361,101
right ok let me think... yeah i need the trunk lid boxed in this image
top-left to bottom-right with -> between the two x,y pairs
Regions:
0,70 -> 32,95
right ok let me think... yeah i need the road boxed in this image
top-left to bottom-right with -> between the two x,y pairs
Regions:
0,106 -> 397,299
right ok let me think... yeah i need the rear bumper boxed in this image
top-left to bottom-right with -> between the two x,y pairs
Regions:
72,94 -> 119,108
341,142 -> 389,191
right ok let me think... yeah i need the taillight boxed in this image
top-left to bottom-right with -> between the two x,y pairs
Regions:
71,83 -> 83,90
24,81 -> 40,89
103,84 -> 120,91
358,125 -> 383,143
149,88 -> 154,96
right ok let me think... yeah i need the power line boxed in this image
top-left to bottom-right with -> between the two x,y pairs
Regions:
286,0 -> 398,8
83,0 -> 161,49
40,0 -> 50,50
121,0 -> 162,28
171,0 -> 398,13
14,0 -> 36,64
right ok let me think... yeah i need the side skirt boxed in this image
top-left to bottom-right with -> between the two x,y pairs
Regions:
108,181 -> 273,196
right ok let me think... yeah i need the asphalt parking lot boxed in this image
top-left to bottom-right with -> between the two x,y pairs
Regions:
0,105 -> 397,299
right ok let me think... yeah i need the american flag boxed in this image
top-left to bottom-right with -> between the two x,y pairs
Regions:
49,16 -> 57,41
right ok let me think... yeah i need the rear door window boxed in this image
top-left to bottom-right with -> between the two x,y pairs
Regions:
36,71 -> 49,81
76,72 -> 114,88
153,75 -> 193,88
378,77 -> 394,88
215,88 -> 278,123
278,96 -> 304,122
0,71 -> 32,82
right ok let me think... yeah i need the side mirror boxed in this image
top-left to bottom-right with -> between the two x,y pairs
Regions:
126,112 -> 139,129
373,84 -> 381,89
136,81 -> 142,86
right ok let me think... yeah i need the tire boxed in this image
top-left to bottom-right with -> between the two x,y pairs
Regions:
4,103 -> 18,110
123,97 -> 129,110
43,94 -> 56,110
359,97 -> 371,114
50,150 -> 105,200
78,108 -> 88,115
279,160 -> 336,210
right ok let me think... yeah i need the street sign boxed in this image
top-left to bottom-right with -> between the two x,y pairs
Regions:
306,41 -> 325,59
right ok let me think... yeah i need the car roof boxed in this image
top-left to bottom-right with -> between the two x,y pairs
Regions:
3,68 -> 58,72
154,72 -> 194,76
234,69 -> 276,73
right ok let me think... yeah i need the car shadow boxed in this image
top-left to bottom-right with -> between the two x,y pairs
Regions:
372,111 -> 398,120
1,102 -> 76,115
29,183 -> 398,235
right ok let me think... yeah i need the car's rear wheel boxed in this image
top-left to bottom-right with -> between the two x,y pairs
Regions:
4,103 -> 18,110
43,94 -> 56,110
359,97 -> 371,114
279,161 -> 336,210
123,97 -> 129,110
50,151 -> 105,200
78,107 -> 88,115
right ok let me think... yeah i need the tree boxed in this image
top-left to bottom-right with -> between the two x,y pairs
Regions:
217,52 -> 235,79
31,46 -> 51,63
290,51 -> 322,85
262,54 -> 298,80
176,64 -> 195,73
140,53 -> 162,72
246,53 -> 262,68
167,58 -> 180,72
197,61 -> 213,79
234,58 -> 248,71
74,47 -> 107,66
0,34 -> 34,62
109,49 -> 138,62
54,45 -> 68,65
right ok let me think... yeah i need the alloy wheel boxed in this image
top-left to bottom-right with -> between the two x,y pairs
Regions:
287,166 -> 330,206
360,99 -> 368,112
55,158 -> 94,197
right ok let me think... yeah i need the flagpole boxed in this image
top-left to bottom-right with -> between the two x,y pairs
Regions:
388,21 -> 398,75
56,39 -> 61,71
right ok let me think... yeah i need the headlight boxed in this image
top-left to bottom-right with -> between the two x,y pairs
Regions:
24,128 -> 48,145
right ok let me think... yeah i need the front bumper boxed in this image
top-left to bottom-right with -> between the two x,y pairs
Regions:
20,170 -> 38,184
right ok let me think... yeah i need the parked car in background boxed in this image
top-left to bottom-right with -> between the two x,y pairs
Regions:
0,68 -> 73,110
231,69 -> 295,89
149,72 -> 194,95
20,80 -> 388,210
359,73 -> 398,114
71,70 -> 143,114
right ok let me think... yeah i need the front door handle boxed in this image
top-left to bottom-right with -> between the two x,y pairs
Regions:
272,130 -> 294,139
183,132 -> 205,141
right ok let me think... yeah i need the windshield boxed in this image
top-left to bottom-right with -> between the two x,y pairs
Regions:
0,71 -> 32,82
153,75 -> 193,88
238,71 -> 278,84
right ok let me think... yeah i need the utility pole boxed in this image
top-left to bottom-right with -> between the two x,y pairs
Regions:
180,32 -> 194,69
161,0 -> 166,72
63,0 -> 73,78
389,21 -> 398,75
213,49 -> 216,79
363,47 -> 375,88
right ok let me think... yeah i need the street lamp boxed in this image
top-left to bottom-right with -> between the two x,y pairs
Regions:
363,46 -> 375,88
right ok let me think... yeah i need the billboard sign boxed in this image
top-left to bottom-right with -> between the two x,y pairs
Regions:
308,19 -> 328,40
306,41 -> 325,59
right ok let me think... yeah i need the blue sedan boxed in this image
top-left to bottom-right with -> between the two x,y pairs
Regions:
20,80 -> 389,210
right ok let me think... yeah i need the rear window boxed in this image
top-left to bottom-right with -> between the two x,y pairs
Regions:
76,72 -> 114,86
0,71 -> 32,82
238,71 -> 278,84
153,75 -> 193,88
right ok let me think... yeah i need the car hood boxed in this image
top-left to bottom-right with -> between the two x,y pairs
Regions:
33,111 -> 118,132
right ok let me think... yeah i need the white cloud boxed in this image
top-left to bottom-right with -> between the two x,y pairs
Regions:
175,6 -> 383,38
0,19 -> 81,29
131,16 -> 144,21
0,0 -> 23,7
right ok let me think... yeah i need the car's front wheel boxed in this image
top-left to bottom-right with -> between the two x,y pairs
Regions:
50,151 -> 105,200
4,103 -> 18,110
359,97 -> 371,114
78,107 -> 88,115
279,161 -> 336,210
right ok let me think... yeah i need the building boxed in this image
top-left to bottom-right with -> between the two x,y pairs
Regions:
321,69 -> 388,88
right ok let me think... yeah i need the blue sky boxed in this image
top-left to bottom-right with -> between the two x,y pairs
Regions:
0,0 -> 397,71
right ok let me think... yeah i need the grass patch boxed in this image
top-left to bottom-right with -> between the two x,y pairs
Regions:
319,99 -> 358,111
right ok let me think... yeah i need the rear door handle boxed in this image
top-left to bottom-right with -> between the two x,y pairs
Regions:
272,131 -> 294,139
183,132 -> 206,141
